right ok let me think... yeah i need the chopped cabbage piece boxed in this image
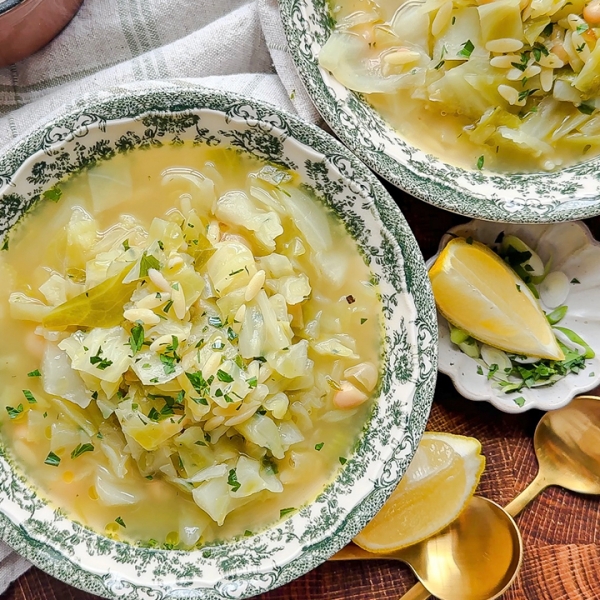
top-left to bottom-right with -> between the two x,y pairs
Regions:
215,191 -> 283,251
59,326 -> 132,384
42,342 -> 92,408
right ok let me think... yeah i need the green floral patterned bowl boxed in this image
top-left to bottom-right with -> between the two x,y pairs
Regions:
0,81 -> 437,599
279,0 -> 600,223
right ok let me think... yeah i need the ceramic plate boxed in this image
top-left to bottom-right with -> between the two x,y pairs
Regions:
0,81 -> 437,599
279,0 -> 600,223
427,220 -> 600,413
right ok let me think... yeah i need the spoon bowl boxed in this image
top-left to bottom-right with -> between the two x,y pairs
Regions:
506,395 -> 600,516
332,496 -> 522,600
535,395 -> 600,493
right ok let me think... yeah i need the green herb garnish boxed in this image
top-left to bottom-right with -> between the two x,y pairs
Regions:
217,369 -> 234,383
129,322 -> 145,355
139,252 -> 161,277
227,468 -> 241,492
71,443 -> 94,459
44,451 -> 61,467
5,404 -> 23,419
89,347 -> 113,370
458,40 -> 474,58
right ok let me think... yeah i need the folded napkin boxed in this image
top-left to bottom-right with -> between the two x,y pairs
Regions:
0,0 -> 318,593
0,0 -> 301,149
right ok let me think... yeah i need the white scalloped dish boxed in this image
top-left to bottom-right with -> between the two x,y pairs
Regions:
427,220 -> 600,413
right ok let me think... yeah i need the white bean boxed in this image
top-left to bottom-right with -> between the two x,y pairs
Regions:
333,381 -> 368,409
584,0 -> 600,24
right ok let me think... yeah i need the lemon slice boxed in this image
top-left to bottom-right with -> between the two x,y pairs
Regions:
429,237 -> 563,360
353,432 -> 485,553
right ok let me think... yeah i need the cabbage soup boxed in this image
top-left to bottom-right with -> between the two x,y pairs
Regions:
321,0 -> 600,172
0,144 -> 382,548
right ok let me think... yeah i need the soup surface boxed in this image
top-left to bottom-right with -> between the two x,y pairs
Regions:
0,143 -> 382,548
322,0 -> 600,172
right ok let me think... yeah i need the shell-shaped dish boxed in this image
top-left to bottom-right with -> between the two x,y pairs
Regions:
427,220 -> 600,413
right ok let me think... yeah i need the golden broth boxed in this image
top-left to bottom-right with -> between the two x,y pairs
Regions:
0,143 -> 382,547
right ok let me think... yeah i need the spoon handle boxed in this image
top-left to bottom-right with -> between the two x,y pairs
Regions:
398,582 -> 430,600
504,471 -> 549,517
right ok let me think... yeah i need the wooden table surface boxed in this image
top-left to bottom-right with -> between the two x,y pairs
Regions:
2,187 -> 600,600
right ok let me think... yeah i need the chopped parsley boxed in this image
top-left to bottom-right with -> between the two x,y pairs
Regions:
159,353 -> 176,375
217,369 -> 234,383
115,516 -> 126,528
227,468 -> 241,492
139,252 -> 161,277
27,369 -> 41,378
89,347 -> 113,370
71,443 -> 94,459
22,390 -> 37,404
129,322 -> 145,355
571,278 -> 581,284
279,507 -> 295,517
476,155 -> 484,170
458,40 -> 475,58
578,104 -> 595,116
315,442 -> 324,451
163,300 -> 174,314
5,404 -> 23,419
518,88 -> 538,102
186,371 -> 210,395
122,239 -> 130,251
513,397 -> 526,408
44,452 -> 61,467
339,457 -> 347,465
532,44 -> 549,62
246,376 -> 258,389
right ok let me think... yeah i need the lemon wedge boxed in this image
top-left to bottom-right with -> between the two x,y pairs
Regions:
429,237 -> 563,360
353,432 -> 485,553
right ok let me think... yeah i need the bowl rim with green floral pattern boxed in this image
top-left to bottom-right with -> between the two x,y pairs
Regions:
0,81 -> 437,600
279,0 -> 600,224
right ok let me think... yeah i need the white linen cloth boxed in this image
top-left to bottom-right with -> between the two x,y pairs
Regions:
0,0 -> 314,593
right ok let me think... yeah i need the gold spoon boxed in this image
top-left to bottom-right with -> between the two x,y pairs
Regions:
331,495 -> 523,600
505,394 -> 600,517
